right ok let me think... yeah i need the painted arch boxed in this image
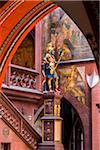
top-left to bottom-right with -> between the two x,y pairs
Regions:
0,0 -> 98,88
0,1 -> 57,87
0,2 -> 96,150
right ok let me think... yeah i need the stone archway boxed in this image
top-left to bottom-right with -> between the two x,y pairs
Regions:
0,1 -> 57,87
0,1 -> 97,88
61,92 -> 91,150
61,98 -> 84,150
0,2 -> 99,150
33,92 -> 91,150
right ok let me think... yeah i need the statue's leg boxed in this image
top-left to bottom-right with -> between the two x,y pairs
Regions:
48,78 -> 52,91
44,82 -> 47,91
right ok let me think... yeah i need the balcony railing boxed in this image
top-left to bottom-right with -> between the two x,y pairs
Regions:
3,64 -> 39,90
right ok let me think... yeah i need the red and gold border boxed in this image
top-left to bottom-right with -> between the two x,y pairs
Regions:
0,1 -> 58,88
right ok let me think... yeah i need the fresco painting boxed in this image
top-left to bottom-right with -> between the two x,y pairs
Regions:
58,65 -> 86,105
42,7 -> 94,61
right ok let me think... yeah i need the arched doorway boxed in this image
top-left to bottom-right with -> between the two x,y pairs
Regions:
61,98 -> 84,150
0,1 -> 97,87
0,2 -> 98,150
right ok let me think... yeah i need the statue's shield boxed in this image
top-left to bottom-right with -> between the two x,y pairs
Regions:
86,70 -> 99,88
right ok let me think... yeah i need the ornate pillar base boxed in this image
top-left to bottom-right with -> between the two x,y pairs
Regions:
38,142 -> 54,150
39,91 -> 64,150
38,142 -> 64,150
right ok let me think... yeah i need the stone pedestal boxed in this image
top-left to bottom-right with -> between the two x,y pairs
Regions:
38,92 -> 64,150
55,142 -> 64,150
38,142 -> 64,150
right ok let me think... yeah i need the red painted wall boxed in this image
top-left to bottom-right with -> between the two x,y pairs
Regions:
12,100 -> 37,125
0,119 -> 30,150
92,82 -> 100,150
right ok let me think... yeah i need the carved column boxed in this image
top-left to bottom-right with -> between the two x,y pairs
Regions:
35,20 -> 43,91
38,92 -> 64,150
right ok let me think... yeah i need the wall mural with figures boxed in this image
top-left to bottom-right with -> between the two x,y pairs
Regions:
12,33 -> 35,69
58,65 -> 86,105
42,7 -> 94,61
42,7 -> 93,105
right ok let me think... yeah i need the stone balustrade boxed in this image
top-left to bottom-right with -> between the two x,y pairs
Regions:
0,92 -> 41,149
3,64 -> 39,90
